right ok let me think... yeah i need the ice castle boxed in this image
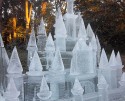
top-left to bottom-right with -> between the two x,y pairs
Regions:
0,0 -> 125,101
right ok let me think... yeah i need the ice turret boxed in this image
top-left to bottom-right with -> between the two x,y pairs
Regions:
66,0 -> 74,14
45,33 -> 55,52
0,94 -> 5,101
55,8 -> 67,51
37,76 -> 52,100
50,49 -> 65,73
97,75 -> 109,101
37,18 -> 47,51
26,51 -> 43,76
109,50 -> 117,68
71,78 -> 84,95
116,51 -> 123,67
71,78 -> 84,101
0,33 -> 4,47
96,35 -> 101,65
119,73 -> 125,86
27,28 -> 38,66
4,78 -> 20,99
45,33 -> 55,70
86,24 -> 94,41
78,18 -> 87,39
99,49 -> 109,69
7,47 -> 23,74
27,28 -> 38,51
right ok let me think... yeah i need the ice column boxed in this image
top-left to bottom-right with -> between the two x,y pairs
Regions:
119,72 -> 125,87
64,0 -> 78,39
26,51 -> 43,76
97,75 -> 109,101
37,76 -> 52,100
71,78 -> 84,101
37,18 -> 47,52
55,8 -> 67,51
27,28 -> 38,66
45,33 -> 55,70
4,78 -> 20,101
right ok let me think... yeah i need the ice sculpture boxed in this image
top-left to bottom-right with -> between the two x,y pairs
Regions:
27,28 -> 38,66
71,38 -> 94,74
55,8 -> 67,51
64,0 -> 77,39
71,78 -> 84,95
37,76 -> 52,100
119,73 -> 125,86
26,51 -> 43,76
0,83 -> 4,95
78,17 -> 87,39
37,18 -> 47,51
97,75 -> 109,101
116,51 -> 123,68
109,50 -> 117,68
50,49 -> 65,73
45,33 -> 55,52
0,33 -> 4,47
7,47 -> 23,74
45,33 -> 55,69
0,93 -> 5,101
4,78 -> 20,99
71,78 -> 84,101
99,48 -> 109,69
3,48 -> 9,67
27,28 -> 38,51
96,35 -> 101,65
86,24 -> 94,41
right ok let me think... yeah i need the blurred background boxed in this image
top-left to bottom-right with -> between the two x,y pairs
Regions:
1,0 -> 125,69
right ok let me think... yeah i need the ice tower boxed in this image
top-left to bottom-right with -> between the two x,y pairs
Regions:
37,18 -> 47,51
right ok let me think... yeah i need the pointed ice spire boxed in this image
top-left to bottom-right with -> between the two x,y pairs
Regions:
78,18 -> 87,39
0,93 -> 5,101
99,49 -> 109,69
119,73 -> 125,86
86,24 -> 94,41
96,35 -> 101,51
7,47 -> 23,74
51,49 -> 64,72
29,51 -> 43,71
109,50 -> 117,67
4,78 -> 20,98
27,28 -> 38,50
3,48 -> 9,66
98,75 -> 108,85
38,18 -> 47,36
55,8 -> 67,38
0,33 -> 4,47
71,78 -> 84,95
91,35 -> 97,51
45,33 -> 55,51
37,76 -> 52,100
116,51 -> 123,67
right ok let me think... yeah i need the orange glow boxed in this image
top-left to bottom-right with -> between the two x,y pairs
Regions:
25,0 -> 32,29
41,2 -> 47,15
13,17 -> 17,38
